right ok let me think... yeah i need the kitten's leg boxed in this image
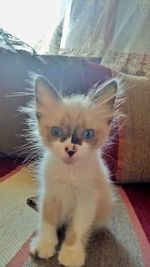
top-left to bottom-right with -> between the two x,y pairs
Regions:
94,193 -> 113,230
58,199 -> 97,267
30,197 -> 60,259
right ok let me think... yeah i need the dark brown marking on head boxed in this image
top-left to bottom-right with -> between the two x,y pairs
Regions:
59,128 -> 83,145
71,132 -> 82,145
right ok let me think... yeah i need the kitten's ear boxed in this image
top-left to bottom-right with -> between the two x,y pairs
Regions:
34,75 -> 62,117
89,80 -> 117,125
90,79 -> 117,110
35,75 -> 61,104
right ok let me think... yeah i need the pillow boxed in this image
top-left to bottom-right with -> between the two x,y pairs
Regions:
82,61 -> 150,183
82,59 -> 112,92
116,74 -> 150,183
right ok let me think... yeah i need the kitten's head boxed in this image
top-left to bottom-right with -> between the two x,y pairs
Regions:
34,76 -> 117,164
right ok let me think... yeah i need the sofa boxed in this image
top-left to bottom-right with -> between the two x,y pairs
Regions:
0,44 -> 150,267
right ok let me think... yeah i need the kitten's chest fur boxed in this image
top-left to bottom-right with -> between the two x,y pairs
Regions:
40,152 -> 106,222
43,155 -> 99,197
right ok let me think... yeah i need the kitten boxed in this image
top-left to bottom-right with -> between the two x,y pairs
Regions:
29,76 -> 117,267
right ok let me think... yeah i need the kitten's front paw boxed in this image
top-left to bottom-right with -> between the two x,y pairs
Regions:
30,236 -> 56,259
58,245 -> 85,267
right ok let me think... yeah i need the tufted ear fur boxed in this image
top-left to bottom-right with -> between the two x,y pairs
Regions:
88,79 -> 117,125
89,79 -> 117,109
34,75 -> 62,119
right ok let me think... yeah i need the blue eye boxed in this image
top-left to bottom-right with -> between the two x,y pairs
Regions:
82,129 -> 95,139
51,127 -> 63,137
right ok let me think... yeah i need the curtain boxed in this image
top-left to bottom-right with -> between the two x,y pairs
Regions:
48,0 -> 150,77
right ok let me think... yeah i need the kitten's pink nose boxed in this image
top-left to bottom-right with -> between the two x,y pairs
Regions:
65,146 -> 76,157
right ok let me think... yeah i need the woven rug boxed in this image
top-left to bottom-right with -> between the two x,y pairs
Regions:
0,161 -> 150,267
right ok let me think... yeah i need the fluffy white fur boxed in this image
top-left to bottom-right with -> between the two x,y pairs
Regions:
29,76 -> 117,267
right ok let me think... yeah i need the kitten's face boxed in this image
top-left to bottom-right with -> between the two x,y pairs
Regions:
34,76 -> 117,164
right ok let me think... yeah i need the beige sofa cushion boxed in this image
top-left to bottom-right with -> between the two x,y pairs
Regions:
116,74 -> 150,183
